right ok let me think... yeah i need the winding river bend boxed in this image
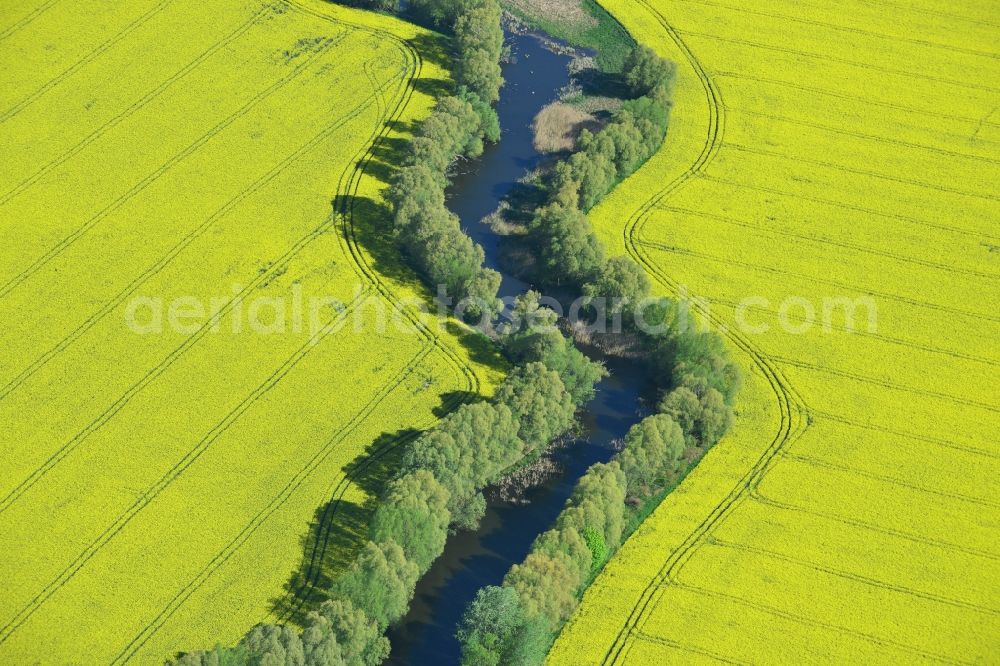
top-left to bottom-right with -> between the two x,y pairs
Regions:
386,28 -> 651,665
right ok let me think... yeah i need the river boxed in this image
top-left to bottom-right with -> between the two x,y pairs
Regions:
385,28 -> 651,665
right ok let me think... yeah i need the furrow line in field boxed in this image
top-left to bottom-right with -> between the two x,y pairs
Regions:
0,35 -> 337,301
774,356 -> 1000,414
809,408 -> 998,460
629,631 -> 751,666
0,62 -> 391,404
750,490 -> 1000,561
671,290 -> 1000,370
782,452 -> 1000,509
676,0 -> 1000,59
708,537 -> 1000,615
0,289 -> 371,645
0,3 -> 283,208
855,0 -> 1000,30
700,174 -> 999,243
0,0 -> 175,124
656,204 -> 999,281
668,579 -> 968,665
677,29 -> 1000,94
712,72 -> 1000,129
637,239 -> 1000,326
729,107 -> 1000,166
722,142 -> 1000,202
0,0 -> 60,43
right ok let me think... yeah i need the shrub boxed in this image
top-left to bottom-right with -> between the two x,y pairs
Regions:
618,414 -> 685,496
504,552 -> 578,627
493,362 -> 577,451
370,470 -> 451,572
623,45 -> 675,98
328,540 -> 419,629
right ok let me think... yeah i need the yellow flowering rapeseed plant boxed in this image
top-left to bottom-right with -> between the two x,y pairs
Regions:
0,0 -> 500,662
551,0 -> 999,662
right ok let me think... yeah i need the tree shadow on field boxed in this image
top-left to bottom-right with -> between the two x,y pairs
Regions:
406,32 -> 453,71
332,191 -> 507,372
444,321 -> 507,372
411,76 -> 453,100
432,389 -> 483,417
269,374 -> 489,625
270,427 -> 421,625
365,135 -> 411,185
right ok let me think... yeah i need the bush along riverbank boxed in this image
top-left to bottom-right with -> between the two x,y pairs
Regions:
454,44 -> 742,666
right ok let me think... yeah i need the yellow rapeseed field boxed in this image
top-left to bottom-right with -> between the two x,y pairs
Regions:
551,0 -> 999,662
0,0 -> 499,663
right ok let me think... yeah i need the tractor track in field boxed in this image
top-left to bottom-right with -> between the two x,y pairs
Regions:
772,451 -> 1000,509
0,26 -> 340,301
637,240 -> 1000,331
675,29 -> 1000,95
731,108 -> 1000,166
665,579 -> 969,665
651,204 -> 999,281
677,0 -> 1000,60
0,57 -> 387,406
773,356 -> 1000,414
810,408 -> 1000,460
0,0 -> 61,43
0,66 -> 396,517
0,0 -> 175,124
855,0 -> 1000,31
600,1 -> 811,662
108,3 -> 483,658
722,142 -> 1000,202
707,537 -> 1000,614
749,488 -> 1000,562
711,71 -> 1000,134
700,171 -> 1000,243
692,292 -> 1000,368
0,3 -> 285,208
0,288 -> 373,646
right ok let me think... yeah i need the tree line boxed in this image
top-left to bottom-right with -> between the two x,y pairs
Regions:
457,296 -> 740,665
172,315 -> 604,665
454,46 -> 742,666
529,46 -> 674,297
386,0 -> 506,320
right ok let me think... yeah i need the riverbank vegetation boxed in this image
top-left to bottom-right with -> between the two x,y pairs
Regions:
167,0 -> 606,663
503,0 -> 633,73
387,0 -> 506,319
455,33 -> 741,666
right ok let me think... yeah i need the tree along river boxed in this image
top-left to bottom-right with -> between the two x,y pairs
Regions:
386,29 -> 652,664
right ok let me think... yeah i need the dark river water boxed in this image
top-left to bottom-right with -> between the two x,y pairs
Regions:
385,29 -> 650,665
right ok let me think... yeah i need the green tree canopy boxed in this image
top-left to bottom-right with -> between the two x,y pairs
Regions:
329,540 -> 419,629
